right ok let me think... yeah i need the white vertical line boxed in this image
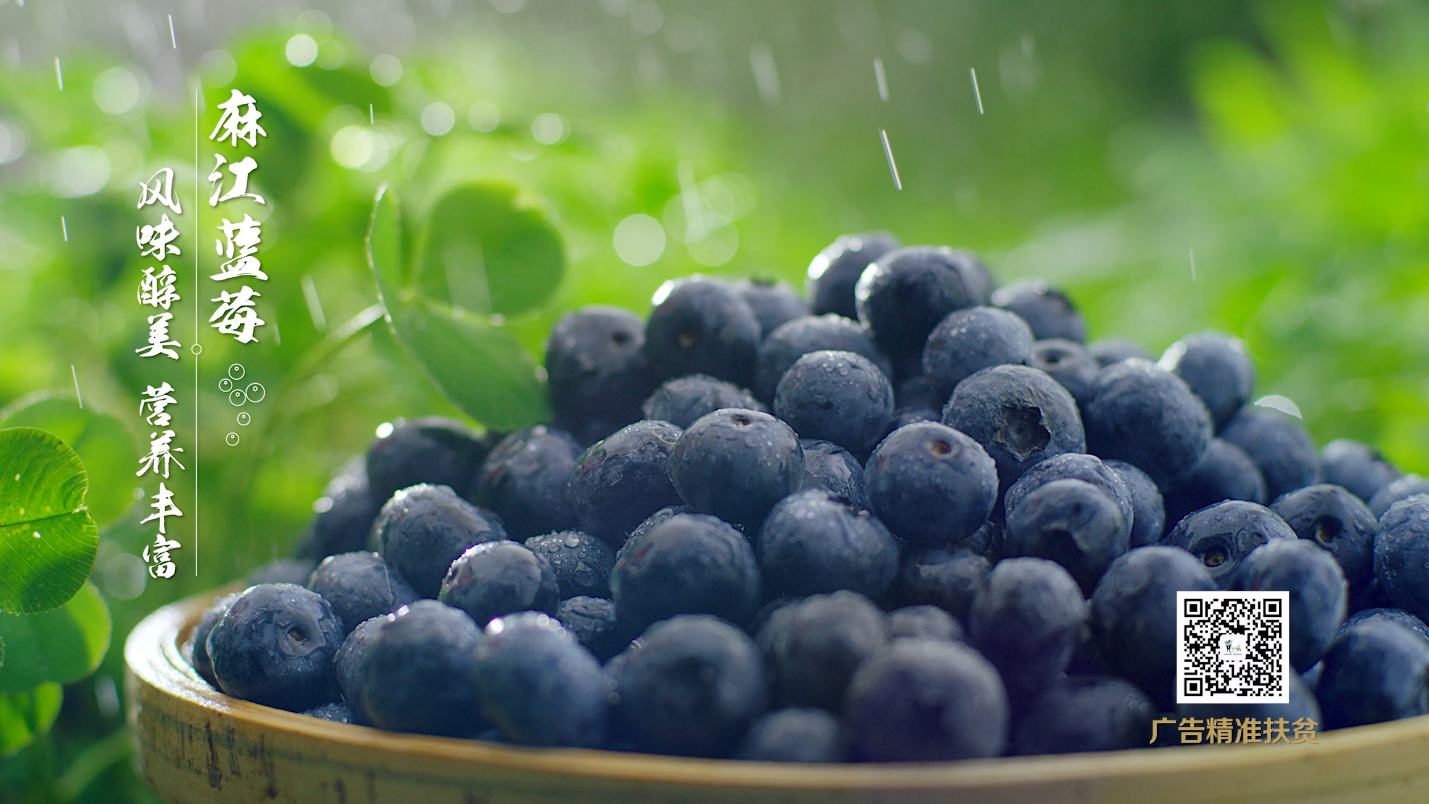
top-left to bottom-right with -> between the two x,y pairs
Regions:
370,104 -> 375,125
54,57 -> 63,90
970,68 -> 984,115
71,365 -> 83,409
873,57 -> 888,102
169,15 -> 177,49
880,129 -> 902,191
194,86 -> 200,577
1189,249 -> 1197,281
60,216 -> 68,241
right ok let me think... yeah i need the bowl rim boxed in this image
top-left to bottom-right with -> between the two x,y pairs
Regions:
126,587 -> 1429,792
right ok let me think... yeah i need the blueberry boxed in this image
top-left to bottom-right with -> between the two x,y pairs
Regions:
1002,453 -> 1135,536
1160,438 -> 1267,528
524,530 -> 616,600
757,591 -> 889,711
894,374 -> 940,410
365,417 -> 494,503
1176,671 -> 1322,731
186,593 -> 238,689
296,458 -> 380,561
306,551 -> 418,637
613,615 -> 769,757
1158,331 -> 1254,430
1105,460 -> 1166,548
474,611 -> 609,747
855,246 -> 986,367
1082,359 -> 1211,486
1368,474 -> 1429,519
991,278 -> 1085,343
667,408 -> 804,528
1271,484 -> 1377,594
206,583 -> 344,712
806,231 -> 902,320
610,513 -> 761,633
1373,495 -> 1429,622
335,615 -> 384,721
1161,500 -> 1296,587
1090,546 -> 1216,706
1316,619 -> 1429,729
1013,676 -> 1154,756
244,558 -> 319,587
921,307 -> 1034,404
1087,338 -> 1150,367
475,426 -> 582,540
888,605 -> 965,643
1342,608 -> 1429,646
734,708 -> 846,762
797,439 -> 870,510
1219,408 -> 1318,501
569,420 -> 684,545
774,351 -> 893,457
1005,480 -> 1129,592
970,557 -> 1086,698
942,364 -> 1086,493
1231,539 -> 1347,671
644,276 -> 761,386
555,595 -> 628,661
302,702 -> 356,723
1027,338 -> 1100,405
357,600 -> 484,736
758,489 -> 899,599
893,548 -> 992,622
1320,438 -> 1400,504
754,314 -> 888,403
736,277 -> 810,339
865,421 -> 998,547
545,306 -> 655,445
439,540 -> 559,626
641,374 -> 765,429
844,639 -> 1008,762
373,483 -> 507,598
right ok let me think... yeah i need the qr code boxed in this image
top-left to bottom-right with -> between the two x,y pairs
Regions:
1176,591 -> 1290,704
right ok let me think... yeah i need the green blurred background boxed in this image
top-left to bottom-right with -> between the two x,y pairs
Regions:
1,0 -> 1427,800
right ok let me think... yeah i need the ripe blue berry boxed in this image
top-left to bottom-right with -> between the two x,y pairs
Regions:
206,584 -> 344,712
569,420 -> 684,545
667,408 -> 804,528
865,422 -> 997,548
439,540 -> 560,627
644,276 -> 761,386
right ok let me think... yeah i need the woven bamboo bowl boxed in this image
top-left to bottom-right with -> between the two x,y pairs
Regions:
126,590 -> 1429,804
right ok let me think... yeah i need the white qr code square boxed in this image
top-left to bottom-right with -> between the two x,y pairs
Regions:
1176,591 -> 1290,704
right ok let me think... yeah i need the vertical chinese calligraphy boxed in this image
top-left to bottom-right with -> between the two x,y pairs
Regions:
207,89 -> 268,344
135,170 -> 188,578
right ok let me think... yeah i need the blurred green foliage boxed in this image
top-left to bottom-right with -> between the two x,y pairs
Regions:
0,0 -> 1426,800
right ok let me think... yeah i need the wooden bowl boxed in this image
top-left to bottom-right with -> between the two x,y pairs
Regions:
127,590 -> 1429,804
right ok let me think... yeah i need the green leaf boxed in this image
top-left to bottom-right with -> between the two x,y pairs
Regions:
367,186 -> 552,431
0,428 -> 100,614
415,181 -> 566,316
0,395 -> 139,527
392,300 -> 551,431
367,183 -> 407,315
0,583 -> 111,692
0,683 -> 62,757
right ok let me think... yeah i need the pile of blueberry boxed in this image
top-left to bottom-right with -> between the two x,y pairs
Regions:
189,234 -> 1429,763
